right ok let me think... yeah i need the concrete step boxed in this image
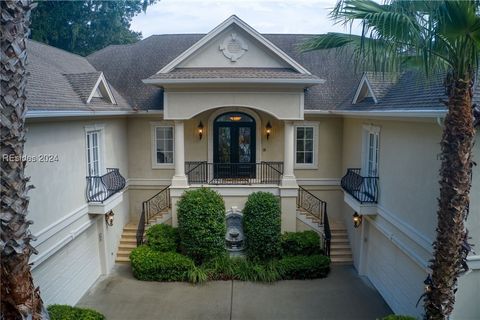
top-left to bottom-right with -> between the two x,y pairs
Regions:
331,231 -> 348,238
117,250 -> 134,258
330,243 -> 351,250
123,225 -> 137,232
331,256 -> 353,265
115,256 -> 130,263
330,249 -> 352,256
119,243 -> 136,249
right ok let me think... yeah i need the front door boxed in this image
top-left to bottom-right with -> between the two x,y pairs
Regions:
213,112 -> 256,179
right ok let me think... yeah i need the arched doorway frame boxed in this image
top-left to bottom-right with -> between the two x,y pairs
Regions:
208,107 -> 262,164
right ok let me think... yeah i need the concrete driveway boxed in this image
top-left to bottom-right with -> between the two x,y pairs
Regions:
77,264 -> 392,320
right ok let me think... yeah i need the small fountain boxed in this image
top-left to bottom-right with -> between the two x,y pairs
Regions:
225,207 -> 245,256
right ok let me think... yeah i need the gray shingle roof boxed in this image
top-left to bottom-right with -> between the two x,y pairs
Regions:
147,67 -> 320,81
26,40 -> 131,111
87,34 -> 477,113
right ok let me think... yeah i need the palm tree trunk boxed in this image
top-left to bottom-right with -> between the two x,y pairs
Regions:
1,1 -> 48,319
425,76 -> 476,319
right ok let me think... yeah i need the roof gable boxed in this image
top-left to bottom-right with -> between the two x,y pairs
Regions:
352,74 -> 378,104
157,15 -> 312,74
64,72 -> 116,104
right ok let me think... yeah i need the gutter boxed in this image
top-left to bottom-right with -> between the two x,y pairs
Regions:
304,109 -> 447,118
142,78 -> 325,85
26,109 -> 165,119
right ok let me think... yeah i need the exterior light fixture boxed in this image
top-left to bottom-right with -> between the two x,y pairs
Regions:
265,121 -> 272,140
229,115 -> 242,121
352,212 -> 362,228
105,210 -> 114,227
198,121 -> 204,140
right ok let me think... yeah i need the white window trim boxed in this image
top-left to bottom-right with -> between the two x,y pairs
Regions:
294,122 -> 319,169
84,124 -> 106,176
151,121 -> 175,169
361,124 -> 380,177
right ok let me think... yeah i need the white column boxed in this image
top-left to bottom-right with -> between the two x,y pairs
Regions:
171,120 -> 188,187
281,121 -> 297,187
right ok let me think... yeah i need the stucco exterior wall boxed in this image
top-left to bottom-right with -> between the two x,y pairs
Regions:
341,117 -> 480,318
25,117 -> 130,305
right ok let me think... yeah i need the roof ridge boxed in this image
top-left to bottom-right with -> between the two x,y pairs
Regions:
28,39 -> 92,61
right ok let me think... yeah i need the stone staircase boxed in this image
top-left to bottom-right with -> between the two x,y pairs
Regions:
115,210 -> 171,263
297,209 -> 353,265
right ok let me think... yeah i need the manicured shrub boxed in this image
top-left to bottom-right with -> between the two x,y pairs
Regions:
381,316 -> 417,320
48,305 -> 105,320
281,230 -> 323,256
177,188 -> 226,263
145,224 -> 179,252
277,255 -> 330,279
204,255 -> 236,280
130,245 -> 194,281
243,192 -> 281,261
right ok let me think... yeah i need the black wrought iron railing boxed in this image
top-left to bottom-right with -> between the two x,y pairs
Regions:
297,186 -> 331,257
86,168 -> 126,203
185,162 -> 284,185
341,168 -> 379,203
136,185 -> 171,246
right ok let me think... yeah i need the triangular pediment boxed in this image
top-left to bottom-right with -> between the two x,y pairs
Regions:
158,15 -> 312,74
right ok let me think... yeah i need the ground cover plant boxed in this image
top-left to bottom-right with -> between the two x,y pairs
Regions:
130,190 -> 331,283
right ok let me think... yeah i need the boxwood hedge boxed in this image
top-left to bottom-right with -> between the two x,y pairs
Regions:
281,230 -> 323,256
130,245 -> 194,281
145,224 -> 179,252
47,305 -> 105,320
277,254 -> 330,279
243,192 -> 281,261
177,188 -> 226,264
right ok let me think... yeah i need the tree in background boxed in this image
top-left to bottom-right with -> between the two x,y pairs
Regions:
1,0 -> 49,319
31,0 -> 157,56
301,1 -> 479,319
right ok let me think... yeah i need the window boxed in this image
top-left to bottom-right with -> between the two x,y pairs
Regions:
154,126 -> 174,165
86,130 -> 102,176
295,124 -> 317,168
363,125 -> 380,177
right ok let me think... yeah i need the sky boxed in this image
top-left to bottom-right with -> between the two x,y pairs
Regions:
131,0 -> 363,38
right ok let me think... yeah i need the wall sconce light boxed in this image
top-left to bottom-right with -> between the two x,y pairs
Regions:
265,121 -> 272,140
105,210 -> 114,227
197,121 -> 204,140
352,212 -> 362,228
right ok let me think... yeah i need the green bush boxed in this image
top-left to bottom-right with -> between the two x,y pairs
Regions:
48,305 -> 105,320
381,316 -> 417,320
243,192 -> 281,261
145,224 -> 179,252
177,188 -> 226,264
281,231 -> 323,256
130,245 -> 194,281
277,255 -> 330,279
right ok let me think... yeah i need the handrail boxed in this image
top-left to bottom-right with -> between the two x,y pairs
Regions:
185,162 -> 284,185
136,185 -> 171,246
86,168 -> 126,203
297,186 -> 331,257
340,168 -> 379,203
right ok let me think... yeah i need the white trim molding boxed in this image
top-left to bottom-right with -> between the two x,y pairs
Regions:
467,255 -> 480,270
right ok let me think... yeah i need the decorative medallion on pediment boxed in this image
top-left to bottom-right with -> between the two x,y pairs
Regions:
219,33 -> 248,62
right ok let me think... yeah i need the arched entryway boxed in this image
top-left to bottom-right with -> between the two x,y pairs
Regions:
213,112 -> 256,179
